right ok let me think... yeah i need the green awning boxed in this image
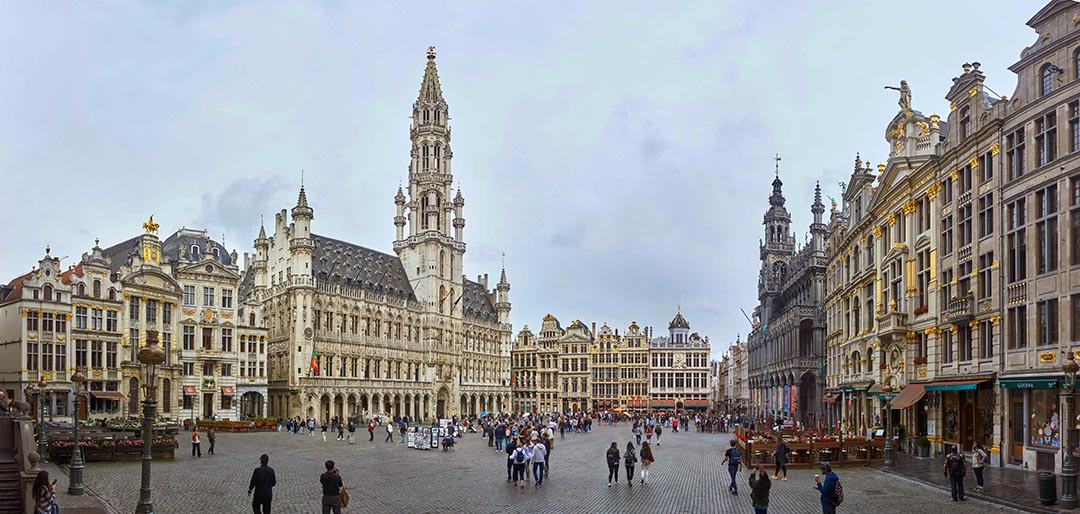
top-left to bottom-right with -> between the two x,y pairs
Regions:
924,379 -> 988,391
1000,378 -> 1059,389
839,387 -> 853,392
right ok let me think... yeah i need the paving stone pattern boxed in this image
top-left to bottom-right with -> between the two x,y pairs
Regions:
71,425 -> 1026,514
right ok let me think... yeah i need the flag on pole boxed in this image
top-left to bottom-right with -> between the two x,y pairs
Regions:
310,346 -> 319,376
453,292 -> 464,311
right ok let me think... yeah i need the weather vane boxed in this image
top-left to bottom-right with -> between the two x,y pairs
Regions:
774,153 -> 781,178
428,45 -> 436,56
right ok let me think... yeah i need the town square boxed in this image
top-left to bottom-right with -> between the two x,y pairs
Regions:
3,1 -> 1080,513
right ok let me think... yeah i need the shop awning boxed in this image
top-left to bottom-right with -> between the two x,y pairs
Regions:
924,379 -> 990,391
868,384 -> 885,394
1000,378 -> 1059,389
889,383 -> 926,410
183,386 -> 197,395
838,381 -> 873,393
652,402 -> 675,409
822,393 -> 840,404
89,391 -> 125,400
684,400 -> 710,408
220,386 -> 235,395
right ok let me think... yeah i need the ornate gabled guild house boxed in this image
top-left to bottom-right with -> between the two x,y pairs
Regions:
620,321 -> 650,410
510,325 -> 537,412
649,311 -> 711,411
747,170 -> 828,426
557,320 -> 592,413
257,50 -> 512,423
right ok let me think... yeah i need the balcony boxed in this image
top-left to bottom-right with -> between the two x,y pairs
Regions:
943,295 -> 974,326
876,309 -> 909,337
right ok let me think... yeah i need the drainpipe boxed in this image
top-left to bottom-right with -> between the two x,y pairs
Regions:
995,105 -> 1007,469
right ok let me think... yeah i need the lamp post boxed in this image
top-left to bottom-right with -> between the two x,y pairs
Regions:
134,331 -> 165,514
1062,351 -> 1079,509
36,379 -> 48,461
69,369 -> 86,495
883,383 -> 895,467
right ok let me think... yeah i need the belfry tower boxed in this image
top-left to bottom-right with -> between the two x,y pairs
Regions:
394,47 -> 467,317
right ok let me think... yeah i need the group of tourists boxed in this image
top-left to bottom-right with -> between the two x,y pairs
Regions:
721,439 -> 844,514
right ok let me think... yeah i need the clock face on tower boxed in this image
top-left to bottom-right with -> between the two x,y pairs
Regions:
304,327 -> 313,340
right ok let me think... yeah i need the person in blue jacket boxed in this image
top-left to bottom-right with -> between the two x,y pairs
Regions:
814,461 -> 839,514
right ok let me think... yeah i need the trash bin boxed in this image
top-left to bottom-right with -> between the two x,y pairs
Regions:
1039,472 -> 1057,505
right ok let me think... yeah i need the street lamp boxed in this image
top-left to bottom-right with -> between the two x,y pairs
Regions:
1061,351 -> 1079,509
134,331 -> 165,514
883,383 -> 895,467
68,369 -> 86,495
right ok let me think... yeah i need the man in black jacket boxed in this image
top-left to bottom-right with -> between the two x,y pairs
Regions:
320,460 -> 343,514
505,439 -> 518,482
248,454 -> 276,514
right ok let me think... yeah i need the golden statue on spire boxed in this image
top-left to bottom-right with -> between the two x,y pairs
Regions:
143,215 -> 160,235
427,45 -> 436,56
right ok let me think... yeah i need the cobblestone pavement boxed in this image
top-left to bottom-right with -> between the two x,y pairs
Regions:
70,424 -> 1026,514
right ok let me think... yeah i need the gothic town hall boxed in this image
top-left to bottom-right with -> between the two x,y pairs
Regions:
253,50 -> 512,422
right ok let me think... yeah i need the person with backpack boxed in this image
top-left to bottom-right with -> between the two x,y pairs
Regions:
505,439 -> 519,482
634,424 -> 643,445
748,464 -> 772,514
511,440 -> 532,489
772,438 -> 789,480
943,444 -> 967,501
814,461 -> 841,514
972,442 -> 988,492
624,441 -> 638,487
655,424 -> 663,446
606,441 -> 621,487
720,439 -> 742,495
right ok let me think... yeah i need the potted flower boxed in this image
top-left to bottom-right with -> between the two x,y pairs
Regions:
915,436 -> 930,457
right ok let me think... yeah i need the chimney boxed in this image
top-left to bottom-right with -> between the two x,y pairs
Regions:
244,252 -> 250,269
592,322 -> 596,336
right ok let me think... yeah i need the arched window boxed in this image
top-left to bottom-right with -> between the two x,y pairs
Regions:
191,245 -> 201,258
423,109 -> 430,122
435,110 -> 441,124
93,280 -> 101,298
1042,63 -> 1054,96
108,288 -> 116,301
211,247 -> 220,259
77,283 -> 85,296
249,313 -> 256,326
959,106 -> 970,140
43,285 -> 53,302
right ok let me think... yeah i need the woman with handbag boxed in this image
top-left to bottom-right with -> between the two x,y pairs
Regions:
639,441 -> 655,484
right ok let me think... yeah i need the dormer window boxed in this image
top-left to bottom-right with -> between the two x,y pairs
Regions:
211,247 -> 220,259
77,283 -> 85,296
93,280 -> 101,298
191,245 -> 201,258
959,106 -> 970,140
1041,63 -> 1054,97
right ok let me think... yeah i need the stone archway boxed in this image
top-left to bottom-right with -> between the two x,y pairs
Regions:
320,394 -> 331,423
459,395 -> 468,417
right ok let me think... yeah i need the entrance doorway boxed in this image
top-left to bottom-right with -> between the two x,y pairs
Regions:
1009,391 -> 1024,464
203,393 -> 214,419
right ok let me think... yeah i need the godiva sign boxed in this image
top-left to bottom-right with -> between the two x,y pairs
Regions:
999,378 -> 1058,389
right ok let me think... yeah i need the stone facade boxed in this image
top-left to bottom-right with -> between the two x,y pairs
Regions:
747,169 -> 828,425
0,221 -> 270,424
257,50 -> 512,423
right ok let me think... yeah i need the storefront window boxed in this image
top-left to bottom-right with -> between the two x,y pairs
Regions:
977,390 -> 995,447
1031,389 -> 1060,448
943,391 -> 960,442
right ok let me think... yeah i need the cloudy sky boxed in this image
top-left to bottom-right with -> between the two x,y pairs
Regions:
1,1 -> 1040,358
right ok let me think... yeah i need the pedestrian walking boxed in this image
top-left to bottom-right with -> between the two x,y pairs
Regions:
972,442 -> 988,492
385,422 -> 394,442
530,439 -> 547,486
720,439 -> 741,495
944,444 -> 967,501
207,428 -> 216,455
634,424 -> 643,445
248,454 -> 276,514
639,440 -> 655,484
814,462 -> 840,514
32,470 -> 58,514
655,424 -> 662,446
511,440 -> 531,489
191,428 -> 202,457
495,423 -> 505,451
772,438 -> 788,480
337,421 -> 345,441
321,423 -> 328,443
749,464 -> 771,514
542,427 -> 554,475
367,420 -> 375,441
505,438 -> 518,482
347,422 -> 356,444
399,421 -> 407,444
644,424 -> 653,442
606,442 -> 621,487
624,441 -> 638,487
319,460 -> 343,514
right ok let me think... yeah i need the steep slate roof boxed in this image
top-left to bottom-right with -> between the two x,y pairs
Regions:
99,236 -> 141,275
237,264 -> 256,303
311,234 -> 417,302
461,278 -> 498,322
0,271 -> 33,305
161,231 -> 235,266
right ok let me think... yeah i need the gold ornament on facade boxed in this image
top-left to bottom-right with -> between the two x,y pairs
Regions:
1040,351 -> 1057,363
950,169 -> 959,180
20,309 -> 28,317
950,102 -> 957,111
969,156 -> 979,168
916,121 -> 929,135
877,162 -> 886,173
891,125 -> 904,138
873,225 -> 883,237
887,212 -> 897,225
917,366 -> 928,378
930,113 -> 940,127
990,142 -> 1000,156
990,315 -> 1002,325
142,215 -> 160,235
927,181 -> 941,200
968,86 -> 979,97
1041,32 -> 1051,40
902,199 -> 917,214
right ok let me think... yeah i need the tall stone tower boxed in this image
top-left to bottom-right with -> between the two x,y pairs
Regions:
394,48 -> 466,319
758,165 -> 795,321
